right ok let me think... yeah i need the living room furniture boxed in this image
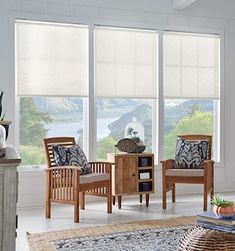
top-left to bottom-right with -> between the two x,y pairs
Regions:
44,137 -> 112,223
0,146 -> 21,251
161,135 -> 214,211
108,153 -> 154,209
179,226 -> 235,250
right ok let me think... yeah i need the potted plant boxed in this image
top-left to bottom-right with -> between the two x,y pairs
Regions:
126,127 -> 145,153
211,195 -> 235,217
0,90 -> 12,140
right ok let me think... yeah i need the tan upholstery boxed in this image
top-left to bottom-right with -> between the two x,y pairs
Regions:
165,169 -> 204,177
80,173 -> 110,184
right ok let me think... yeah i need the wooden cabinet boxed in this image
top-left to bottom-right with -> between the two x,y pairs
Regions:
0,147 -> 21,251
109,153 -> 154,209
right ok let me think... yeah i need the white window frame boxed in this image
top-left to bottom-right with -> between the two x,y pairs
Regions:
93,25 -> 159,163
160,27 -> 224,168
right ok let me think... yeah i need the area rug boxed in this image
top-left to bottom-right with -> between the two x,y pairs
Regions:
27,216 -> 196,251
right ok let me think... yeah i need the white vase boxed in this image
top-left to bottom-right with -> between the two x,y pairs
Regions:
0,124 -> 6,157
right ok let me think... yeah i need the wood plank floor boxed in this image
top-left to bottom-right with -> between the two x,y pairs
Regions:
16,193 -> 235,251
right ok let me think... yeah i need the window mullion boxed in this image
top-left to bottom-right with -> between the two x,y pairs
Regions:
158,29 -> 164,163
88,24 -> 96,161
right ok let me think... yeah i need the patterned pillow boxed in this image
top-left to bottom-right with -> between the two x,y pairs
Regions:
51,144 -> 92,175
175,137 -> 209,169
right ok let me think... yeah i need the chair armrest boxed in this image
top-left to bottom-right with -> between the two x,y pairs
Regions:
45,166 -> 81,172
203,159 -> 214,175
161,159 -> 176,173
89,162 -> 113,174
203,159 -> 215,165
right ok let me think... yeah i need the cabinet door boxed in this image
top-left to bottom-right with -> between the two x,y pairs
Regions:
116,156 -> 137,194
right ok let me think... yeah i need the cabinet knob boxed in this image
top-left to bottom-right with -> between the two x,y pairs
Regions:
132,173 -> 136,177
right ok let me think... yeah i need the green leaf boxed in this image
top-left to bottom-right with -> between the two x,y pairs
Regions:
211,195 -> 234,207
1,111 -> 5,121
0,90 -> 3,119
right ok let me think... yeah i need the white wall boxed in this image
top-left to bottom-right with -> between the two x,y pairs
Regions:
1,0 -> 234,206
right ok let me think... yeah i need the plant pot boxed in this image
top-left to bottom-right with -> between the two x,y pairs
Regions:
130,144 -> 146,153
213,205 -> 235,217
0,121 -> 12,140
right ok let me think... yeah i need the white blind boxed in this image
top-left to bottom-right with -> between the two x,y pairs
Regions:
95,27 -> 158,98
16,21 -> 89,97
163,32 -> 220,99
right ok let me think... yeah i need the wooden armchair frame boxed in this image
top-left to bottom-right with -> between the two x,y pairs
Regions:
161,135 -> 214,211
44,137 -> 112,223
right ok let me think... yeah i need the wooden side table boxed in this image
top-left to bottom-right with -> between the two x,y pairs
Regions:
108,153 -> 154,209
178,226 -> 235,251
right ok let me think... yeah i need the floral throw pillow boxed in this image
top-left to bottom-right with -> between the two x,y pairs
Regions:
175,137 -> 209,169
52,144 -> 92,175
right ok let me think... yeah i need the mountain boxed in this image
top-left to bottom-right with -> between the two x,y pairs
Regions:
165,100 -> 213,133
96,99 -> 139,118
108,99 -> 213,141
33,97 -> 139,118
32,96 -> 213,141
108,104 -> 152,140
33,97 -> 82,113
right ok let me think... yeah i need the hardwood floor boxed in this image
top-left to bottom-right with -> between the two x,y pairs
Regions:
16,193 -> 235,251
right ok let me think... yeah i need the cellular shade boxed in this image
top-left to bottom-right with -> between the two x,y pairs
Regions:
16,21 -> 88,97
95,27 -> 158,98
163,32 -> 220,99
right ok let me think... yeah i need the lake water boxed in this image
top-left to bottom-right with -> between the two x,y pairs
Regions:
46,118 -> 118,140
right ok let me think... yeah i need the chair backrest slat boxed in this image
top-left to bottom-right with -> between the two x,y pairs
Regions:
178,134 -> 212,159
44,137 -> 76,168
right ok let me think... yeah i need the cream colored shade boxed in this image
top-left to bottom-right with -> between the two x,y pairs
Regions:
163,32 -> 220,99
95,27 -> 158,98
16,21 -> 89,97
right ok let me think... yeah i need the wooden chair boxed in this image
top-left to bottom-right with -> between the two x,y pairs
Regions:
44,137 -> 112,223
161,135 -> 214,211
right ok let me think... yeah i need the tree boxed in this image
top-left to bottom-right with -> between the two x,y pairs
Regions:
187,102 -> 202,117
164,111 -> 213,159
96,136 -> 116,160
20,98 -> 52,147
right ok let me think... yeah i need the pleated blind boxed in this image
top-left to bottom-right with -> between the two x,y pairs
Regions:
95,27 -> 158,98
163,32 -> 220,99
16,21 -> 89,97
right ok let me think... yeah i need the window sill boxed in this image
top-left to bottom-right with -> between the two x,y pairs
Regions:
17,165 -> 46,172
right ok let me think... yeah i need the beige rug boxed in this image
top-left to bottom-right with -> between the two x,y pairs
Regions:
27,216 -> 196,251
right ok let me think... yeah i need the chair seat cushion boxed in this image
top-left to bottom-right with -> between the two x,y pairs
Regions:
80,173 -> 110,184
165,169 -> 204,177
175,137 -> 209,169
52,144 -> 92,175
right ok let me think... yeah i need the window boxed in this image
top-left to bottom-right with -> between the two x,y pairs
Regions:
163,32 -> 220,161
16,20 -> 221,166
95,27 -> 158,160
16,21 -> 89,165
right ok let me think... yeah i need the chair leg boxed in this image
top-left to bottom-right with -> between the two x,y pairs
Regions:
203,185 -> 208,211
139,194 -> 143,203
46,172 -> 51,218
107,185 -> 112,214
118,196 -> 122,209
172,183 -> 176,203
146,194 -> 149,207
74,191 -> 79,223
162,181 -> 167,210
80,192 -> 85,210
45,199 -> 51,218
